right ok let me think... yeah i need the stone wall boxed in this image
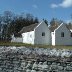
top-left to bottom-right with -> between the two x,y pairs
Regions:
0,46 -> 72,72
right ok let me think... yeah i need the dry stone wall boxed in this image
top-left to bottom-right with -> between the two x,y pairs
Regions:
0,46 -> 72,72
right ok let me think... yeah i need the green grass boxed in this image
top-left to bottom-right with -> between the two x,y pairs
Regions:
0,42 -> 72,49
0,42 -> 34,47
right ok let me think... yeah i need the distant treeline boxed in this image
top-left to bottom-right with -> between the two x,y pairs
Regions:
0,11 -> 39,41
0,11 -> 72,41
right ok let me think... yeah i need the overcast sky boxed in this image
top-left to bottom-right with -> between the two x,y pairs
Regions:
0,0 -> 72,22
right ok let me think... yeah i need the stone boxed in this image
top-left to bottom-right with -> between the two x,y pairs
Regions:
21,61 -> 28,67
47,61 -> 52,65
32,62 -> 39,71
65,66 -> 72,71
50,65 -> 58,70
57,66 -> 64,71
0,68 -> 2,71
38,62 -> 43,70
42,61 -> 49,70
26,61 -> 33,69
31,70 -> 36,72
26,69 -> 31,72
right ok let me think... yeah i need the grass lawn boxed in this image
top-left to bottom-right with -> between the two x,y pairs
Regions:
0,42 -> 72,49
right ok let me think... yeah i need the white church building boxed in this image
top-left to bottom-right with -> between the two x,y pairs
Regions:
11,21 -> 72,45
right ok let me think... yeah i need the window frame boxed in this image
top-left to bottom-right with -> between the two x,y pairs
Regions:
61,32 -> 64,37
71,33 -> 72,37
42,32 -> 45,36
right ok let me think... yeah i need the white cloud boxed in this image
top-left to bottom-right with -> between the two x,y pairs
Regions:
32,4 -> 38,8
59,0 -> 72,8
51,0 -> 72,8
51,4 -> 58,8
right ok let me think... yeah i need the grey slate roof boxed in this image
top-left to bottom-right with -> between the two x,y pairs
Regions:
66,24 -> 72,30
49,23 -> 71,32
19,23 -> 38,33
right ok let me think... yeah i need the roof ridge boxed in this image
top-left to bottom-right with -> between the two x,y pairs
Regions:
19,23 -> 38,33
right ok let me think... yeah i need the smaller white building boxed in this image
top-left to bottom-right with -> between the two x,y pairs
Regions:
19,21 -> 51,45
11,34 -> 23,42
51,23 -> 72,45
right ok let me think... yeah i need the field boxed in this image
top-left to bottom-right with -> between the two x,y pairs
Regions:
0,42 -> 72,49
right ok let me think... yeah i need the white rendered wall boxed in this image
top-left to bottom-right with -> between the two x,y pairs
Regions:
22,31 -> 34,44
34,21 -> 51,45
51,32 -> 55,46
70,29 -> 72,32
11,37 -> 23,42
